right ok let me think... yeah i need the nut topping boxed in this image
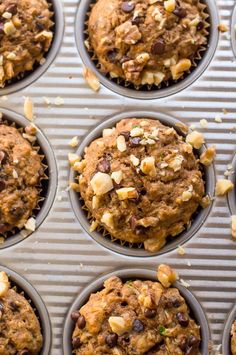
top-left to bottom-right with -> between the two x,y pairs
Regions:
90,172 -> 113,195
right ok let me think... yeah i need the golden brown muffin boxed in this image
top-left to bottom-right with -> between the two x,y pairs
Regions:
231,320 -> 236,355
76,118 -> 206,252
71,276 -> 201,354
88,0 -> 207,87
0,124 -> 44,236
0,0 -> 54,87
0,271 -> 43,354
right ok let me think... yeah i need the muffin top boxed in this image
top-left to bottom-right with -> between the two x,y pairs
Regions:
0,124 -> 43,236
88,0 -> 207,86
0,271 -> 43,355
71,275 -> 201,354
231,320 -> 236,355
0,0 -> 54,87
76,118 -> 206,252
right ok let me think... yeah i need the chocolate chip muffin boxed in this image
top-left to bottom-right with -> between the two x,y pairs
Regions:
75,118 -> 206,252
88,0 -> 208,87
231,320 -> 236,355
0,0 -> 54,88
0,271 -> 43,354
0,123 -> 44,236
71,275 -> 201,354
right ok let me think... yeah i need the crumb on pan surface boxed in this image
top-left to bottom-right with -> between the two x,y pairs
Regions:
0,0 -> 54,88
87,0 -> 208,87
71,274 -> 201,354
0,271 -> 43,354
74,118 -> 208,252
0,123 -> 44,237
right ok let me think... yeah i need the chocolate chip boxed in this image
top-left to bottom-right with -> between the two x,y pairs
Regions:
97,159 -> 110,173
197,21 -> 204,31
0,180 -> 5,192
72,336 -> 81,349
144,308 -> 157,319
9,301 -> 19,312
165,296 -> 181,308
6,4 -> 17,15
71,310 -> 81,322
105,333 -> 118,348
77,315 -> 86,329
151,39 -> 166,55
132,319 -> 144,332
129,215 -> 137,230
132,16 -> 144,25
17,350 -> 30,355
36,22 -> 45,30
10,207 -> 24,219
176,312 -> 189,327
121,1 -> 135,13
107,49 -> 118,63
129,137 -> 141,147
120,131 -> 130,141
0,224 -> 7,234
173,7 -> 187,18
188,335 -> 200,347
135,225 -> 147,236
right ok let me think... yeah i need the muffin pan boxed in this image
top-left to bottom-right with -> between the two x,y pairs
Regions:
69,110 -> 215,257
63,268 -> 210,354
0,0 -> 236,354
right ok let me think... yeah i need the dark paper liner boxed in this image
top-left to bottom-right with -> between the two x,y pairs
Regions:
75,0 -> 219,99
0,0 -> 64,96
0,108 -> 57,249
0,264 -> 52,355
63,268 -> 210,355
69,110 -> 215,258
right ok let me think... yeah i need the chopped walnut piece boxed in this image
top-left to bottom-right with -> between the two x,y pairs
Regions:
92,195 -> 100,209
116,187 -> 138,200
169,155 -> 184,172
24,97 -> 34,121
111,171 -> 123,184
186,131 -> 204,149
24,217 -> 36,232
200,147 -> 216,166
231,215 -> 236,239
73,160 -> 86,173
130,154 -> 140,166
3,21 -> 16,35
0,272 -> 10,297
108,316 -> 130,335
177,245 -> 186,256
130,127 -> 144,137
182,190 -> 192,202
157,264 -> 178,288
70,182 -> 80,192
90,172 -> 113,195
218,23 -> 228,32
215,179 -> 234,196
69,136 -> 79,148
140,157 -> 156,176
68,153 -> 81,166
170,59 -> 191,80
101,212 -> 114,228
90,220 -> 99,232
103,128 -> 115,137
83,67 -> 100,92
116,135 -> 127,152
164,0 -> 176,12
115,21 -> 141,45
201,195 -> 211,208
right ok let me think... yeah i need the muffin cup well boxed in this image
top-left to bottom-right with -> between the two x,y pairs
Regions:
75,0 -> 219,100
222,305 -> 236,355
0,0 -> 64,96
63,268 -> 210,355
69,110 -> 215,257
231,5 -> 236,59
0,264 -> 52,355
0,108 -> 57,249
227,154 -> 236,215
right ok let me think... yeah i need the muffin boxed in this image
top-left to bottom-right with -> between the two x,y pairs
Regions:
75,118 -> 207,252
231,320 -> 236,354
71,275 -> 201,354
87,0 -> 208,87
0,123 -> 44,236
0,0 -> 54,88
0,271 -> 43,354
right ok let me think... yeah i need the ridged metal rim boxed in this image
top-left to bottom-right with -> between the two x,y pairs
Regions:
75,0 -> 219,100
222,305 -> 236,355
231,5 -> 236,58
227,154 -> 236,215
0,108 -> 58,249
62,268 -> 210,355
69,110 -> 215,258
0,264 -> 52,354
0,0 -> 64,96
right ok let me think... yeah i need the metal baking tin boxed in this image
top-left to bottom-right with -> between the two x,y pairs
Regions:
0,0 -> 64,96
0,108 -> 57,249
69,110 -> 215,257
222,305 -> 236,355
75,0 -> 219,100
63,268 -> 210,355
0,264 -> 52,354
231,4 -> 236,58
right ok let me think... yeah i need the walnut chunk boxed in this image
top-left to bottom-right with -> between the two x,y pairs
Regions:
73,160 -> 86,173
186,131 -> 204,149
215,179 -> 234,196
171,59 -> 191,80
3,21 -> 16,35
116,135 -> 127,152
130,154 -> 140,167
103,128 -> 115,137
115,21 -> 141,45
83,67 -> 100,92
116,187 -> 138,200
181,190 -> 192,201
140,157 -> 156,176
24,97 -> 34,121
101,212 -> 114,228
130,127 -> 144,137
92,195 -> 100,209
68,153 -> 81,166
157,264 -> 178,288
164,0 -> 176,12
0,272 -> 10,297
108,316 -> 130,335
111,171 -> 123,184
169,155 -> 184,172
200,147 -> 216,166
90,172 -> 114,195
218,23 -> 228,32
